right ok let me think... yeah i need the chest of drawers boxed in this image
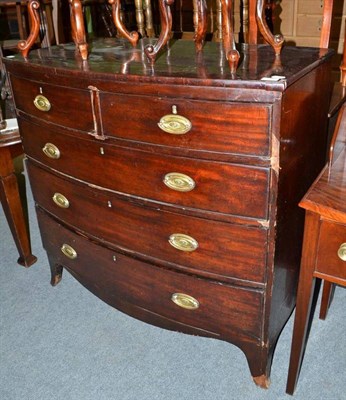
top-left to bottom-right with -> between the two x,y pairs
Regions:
4,39 -> 333,388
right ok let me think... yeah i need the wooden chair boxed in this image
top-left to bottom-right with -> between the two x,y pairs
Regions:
0,1 -> 57,50
0,1 -> 28,51
328,22 -> 346,119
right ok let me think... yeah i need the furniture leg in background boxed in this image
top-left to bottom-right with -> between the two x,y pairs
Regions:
0,129 -> 37,267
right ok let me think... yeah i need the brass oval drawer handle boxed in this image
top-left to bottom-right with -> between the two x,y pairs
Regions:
337,243 -> 346,261
169,233 -> 199,252
52,193 -> 70,209
163,172 -> 195,192
60,244 -> 77,260
171,293 -> 200,310
33,94 -> 51,112
42,143 -> 60,159
158,114 -> 192,135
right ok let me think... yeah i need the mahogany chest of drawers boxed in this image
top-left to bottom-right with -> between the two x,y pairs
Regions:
4,39 -> 333,388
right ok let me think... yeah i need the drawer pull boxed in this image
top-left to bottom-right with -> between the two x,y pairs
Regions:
171,293 -> 199,310
52,193 -> 70,209
169,233 -> 199,252
42,143 -> 60,159
158,113 -> 192,135
337,243 -> 346,261
33,94 -> 51,112
163,172 -> 195,192
61,244 -> 77,260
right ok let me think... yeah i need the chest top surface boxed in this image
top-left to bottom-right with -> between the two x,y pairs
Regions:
4,39 -> 333,93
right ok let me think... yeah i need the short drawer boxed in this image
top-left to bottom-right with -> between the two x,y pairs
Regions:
36,207 -> 264,341
28,161 -> 268,284
100,93 -> 272,157
316,220 -> 346,281
20,118 -> 270,219
10,75 -> 94,131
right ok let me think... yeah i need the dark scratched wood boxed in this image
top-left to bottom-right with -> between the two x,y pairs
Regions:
4,40 -> 333,389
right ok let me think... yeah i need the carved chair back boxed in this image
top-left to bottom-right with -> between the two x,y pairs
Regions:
16,0 -> 338,72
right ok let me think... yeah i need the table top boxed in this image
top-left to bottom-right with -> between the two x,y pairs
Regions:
300,109 -> 346,223
0,118 -> 20,147
3,39 -> 333,92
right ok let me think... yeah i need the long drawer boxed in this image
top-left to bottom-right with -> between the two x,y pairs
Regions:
10,74 -> 271,158
20,117 -> 270,219
10,75 -> 94,132
36,207 -> 264,341
28,161 -> 268,284
100,93 -> 272,157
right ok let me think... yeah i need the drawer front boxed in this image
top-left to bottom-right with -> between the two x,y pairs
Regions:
10,75 -> 94,131
316,220 -> 346,280
36,207 -> 264,341
20,118 -> 270,219
100,93 -> 271,157
28,161 -> 268,283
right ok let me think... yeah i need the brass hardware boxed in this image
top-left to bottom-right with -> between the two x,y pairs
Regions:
158,106 -> 192,135
33,94 -> 51,111
171,293 -> 199,310
169,233 -> 199,252
88,86 -> 105,140
337,243 -> 346,261
60,244 -> 77,260
163,172 -> 195,192
52,193 -> 70,209
42,143 -> 60,159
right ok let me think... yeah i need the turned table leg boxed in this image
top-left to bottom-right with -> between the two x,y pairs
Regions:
0,144 -> 37,267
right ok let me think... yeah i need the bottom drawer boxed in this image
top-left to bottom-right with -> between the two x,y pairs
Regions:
36,208 -> 264,342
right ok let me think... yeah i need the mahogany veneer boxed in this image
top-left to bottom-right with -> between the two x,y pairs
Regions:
4,39 -> 333,389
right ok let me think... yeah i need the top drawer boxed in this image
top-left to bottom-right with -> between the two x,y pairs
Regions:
316,220 -> 346,282
9,75 -> 94,132
10,75 -> 272,158
100,93 -> 272,157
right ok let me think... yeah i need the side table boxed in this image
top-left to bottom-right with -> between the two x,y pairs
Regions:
0,127 -> 37,267
286,103 -> 346,395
